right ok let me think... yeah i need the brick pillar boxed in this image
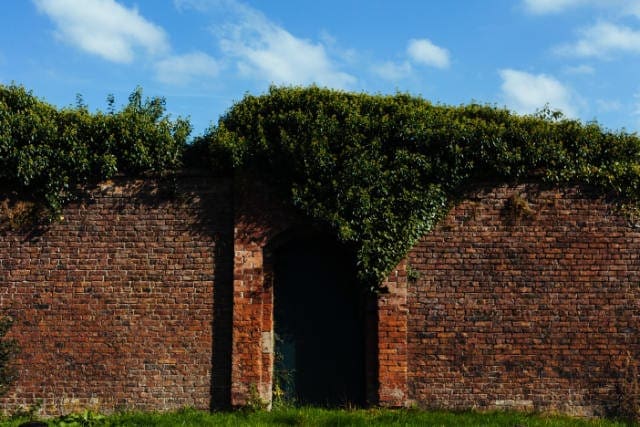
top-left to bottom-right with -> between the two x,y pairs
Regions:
231,239 -> 273,406
230,177 -> 292,407
377,260 -> 409,406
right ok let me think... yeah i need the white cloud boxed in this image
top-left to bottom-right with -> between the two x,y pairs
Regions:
628,1 -> 640,18
563,64 -> 595,74
217,4 -> 355,88
499,69 -> 578,117
155,52 -> 221,85
372,61 -> 413,81
522,0 -> 632,14
33,0 -> 169,63
524,0 -> 640,16
523,0 -> 593,14
407,39 -> 450,69
556,22 -> 640,58
373,38 -> 450,81
173,0 -> 212,12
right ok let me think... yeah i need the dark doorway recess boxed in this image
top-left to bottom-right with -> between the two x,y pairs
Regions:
273,234 -> 365,406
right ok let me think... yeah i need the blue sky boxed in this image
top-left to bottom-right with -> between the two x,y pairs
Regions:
2,0 -> 640,136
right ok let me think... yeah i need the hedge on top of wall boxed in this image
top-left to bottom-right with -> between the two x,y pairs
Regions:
2,84 -> 640,288
201,86 -> 640,288
0,84 -> 191,216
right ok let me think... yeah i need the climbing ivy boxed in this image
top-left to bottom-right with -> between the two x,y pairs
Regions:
3,84 -> 639,288
203,86 -> 640,287
0,84 -> 191,216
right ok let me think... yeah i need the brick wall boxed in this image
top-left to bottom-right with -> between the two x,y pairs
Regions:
405,184 -> 640,416
1,179 -> 639,416
0,174 -> 233,415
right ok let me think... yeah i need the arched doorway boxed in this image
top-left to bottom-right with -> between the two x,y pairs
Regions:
273,234 -> 365,406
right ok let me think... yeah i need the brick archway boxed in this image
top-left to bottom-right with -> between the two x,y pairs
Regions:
272,232 -> 364,405
230,177 -> 408,407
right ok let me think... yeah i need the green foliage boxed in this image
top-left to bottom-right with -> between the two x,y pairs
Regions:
406,264 -> 421,283
3,84 -> 640,289
0,316 -> 18,397
0,84 -> 191,216
272,333 -> 296,408
245,384 -> 269,412
203,86 -> 640,287
0,407 -> 628,426
51,410 -> 105,427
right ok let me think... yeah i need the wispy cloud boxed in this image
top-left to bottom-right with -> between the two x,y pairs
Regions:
33,0 -> 169,63
628,2 -> 640,18
373,38 -> 450,81
522,0 -> 596,14
522,0 -> 640,19
563,64 -> 595,74
407,39 -> 450,69
154,52 -> 221,85
372,61 -> 413,80
216,2 -> 355,88
555,21 -> 640,58
499,69 -> 578,117
173,0 -> 216,12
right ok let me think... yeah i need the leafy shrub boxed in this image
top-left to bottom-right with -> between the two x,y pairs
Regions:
0,84 -> 191,216
3,84 -> 640,289
202,86 -> 640,287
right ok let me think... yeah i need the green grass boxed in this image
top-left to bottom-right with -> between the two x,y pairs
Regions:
1,407 -> 635,427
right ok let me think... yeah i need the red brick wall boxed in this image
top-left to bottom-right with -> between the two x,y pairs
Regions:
0,175 -> 233,415
405,185 -> 640,416
2,179 -> 639,416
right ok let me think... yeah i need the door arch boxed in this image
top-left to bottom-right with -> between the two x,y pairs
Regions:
272,234 -> 365,406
